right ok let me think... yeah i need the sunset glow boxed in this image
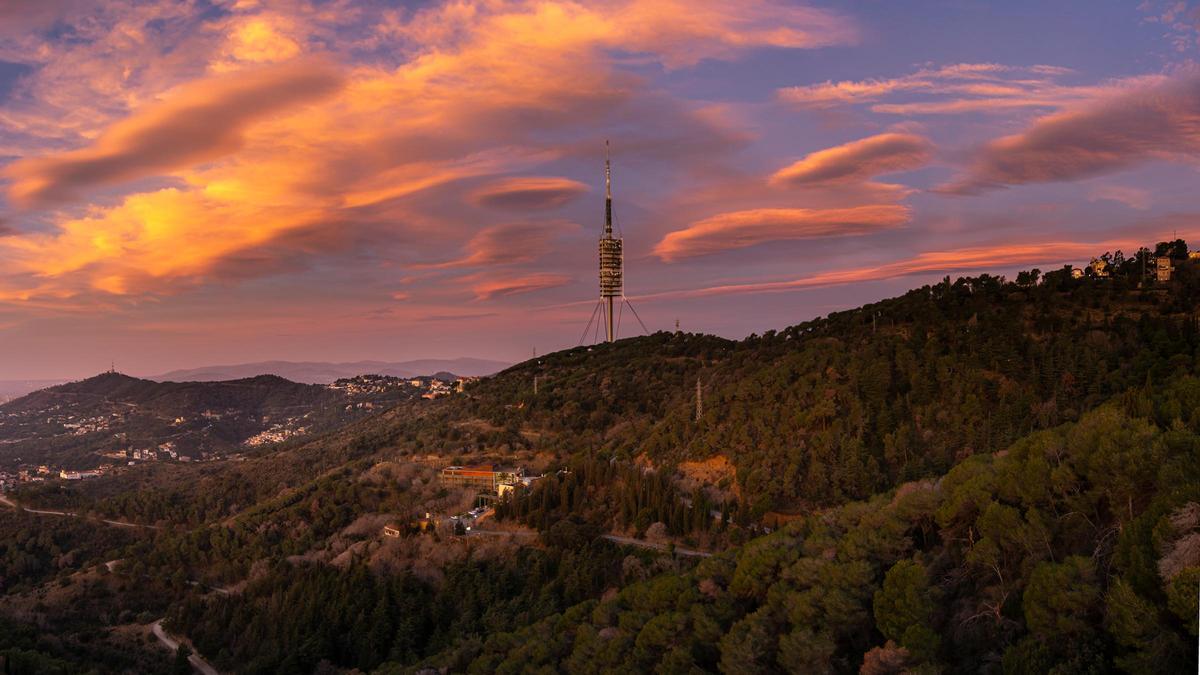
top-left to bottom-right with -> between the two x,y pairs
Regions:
2,0 -> 1198,378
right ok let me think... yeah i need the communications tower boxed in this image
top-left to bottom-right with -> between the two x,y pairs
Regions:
580,141 -> 648,344
599,142 -> 622,342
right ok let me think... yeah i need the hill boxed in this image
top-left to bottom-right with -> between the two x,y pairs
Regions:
0,372 -> 447,469
148,357 -> 510,383
311,258 -> 1200,520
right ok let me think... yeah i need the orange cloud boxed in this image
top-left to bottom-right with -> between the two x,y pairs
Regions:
654,205 -> 910,261
769,132 -> 932,186
2,186 -> 330,296
469,176 -> 589,210
0,0 -> 859,305
219,14 -> 303,66
5,60 -> 344,206
941,69 -> 1200,193
473,273 -> 572,300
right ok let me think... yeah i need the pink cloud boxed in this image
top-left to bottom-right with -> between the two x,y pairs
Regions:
769,132 -> 932,186
469,176 -> 589,210
473,273 -> 573,300
941,69 -> 1200,193
654,205 -> 910,261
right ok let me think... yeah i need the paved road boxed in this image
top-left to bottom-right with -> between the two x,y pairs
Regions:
601,534 -> 714,558
0,492 -> 157,529
465,528 -> 538,539
463,524 -> 713,558
151,619 -> 221,675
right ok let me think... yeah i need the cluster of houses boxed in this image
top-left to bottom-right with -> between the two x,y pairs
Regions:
0,463 -> 112,490
328,374 -> 476,402
439,464 -> 541,496
408,376 -> 475,399
1071,249 -> 1200,283
98,442 -> 185,463
377,464 -> 543,539
243,422 -> 310,447
0,404 -> 121,437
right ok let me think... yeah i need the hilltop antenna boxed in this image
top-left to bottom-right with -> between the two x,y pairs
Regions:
581,140 -> 649,345
695,376 -> 703,422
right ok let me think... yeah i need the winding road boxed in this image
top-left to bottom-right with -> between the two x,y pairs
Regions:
151,619 -> 221,675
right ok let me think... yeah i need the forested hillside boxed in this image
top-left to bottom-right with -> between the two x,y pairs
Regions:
409,384 -> 1200,673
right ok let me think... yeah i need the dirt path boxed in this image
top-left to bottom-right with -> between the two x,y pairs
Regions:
151,619 -> 221,675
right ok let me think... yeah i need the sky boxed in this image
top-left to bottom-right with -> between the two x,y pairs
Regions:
1,0 -> 1199,379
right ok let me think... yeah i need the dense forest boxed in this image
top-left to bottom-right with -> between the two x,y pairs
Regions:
1,247 -> 1198,673
164,542 -> 669,673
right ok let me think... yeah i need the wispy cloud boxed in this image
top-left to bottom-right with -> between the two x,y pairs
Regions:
473,273 -> 573,300
654,205 -> 910,261
469,177 -> 589,210
769,132 -> 932,186
940,69 -> 1200,193
779,62 -> 1096,114
1088,185 -> 1152,210
418,221 -> 581,269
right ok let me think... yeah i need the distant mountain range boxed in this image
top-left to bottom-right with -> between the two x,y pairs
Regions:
0,379 -> 68,403
147,358 -> 510,384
